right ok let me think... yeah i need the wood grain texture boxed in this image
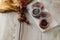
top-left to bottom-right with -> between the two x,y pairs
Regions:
0,0 -> 60,40
0,12 -> 20,40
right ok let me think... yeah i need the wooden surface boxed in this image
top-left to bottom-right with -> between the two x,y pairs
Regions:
0,0 -> 60,40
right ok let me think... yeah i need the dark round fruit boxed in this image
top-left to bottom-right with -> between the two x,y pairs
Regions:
33,9 -> 40,15
40,19 -> 49,29
41,20 -> 48,26
33,4 -> 40,7
18,18 -> 24,22
40,12 -> 49,18
32,2 -> 44,9
40,13 -> 47,18
25,20 -> 30,24
22,15 -> 26,20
